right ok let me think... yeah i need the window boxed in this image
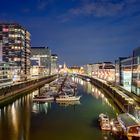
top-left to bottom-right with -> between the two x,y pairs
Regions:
2,28 -> 9,32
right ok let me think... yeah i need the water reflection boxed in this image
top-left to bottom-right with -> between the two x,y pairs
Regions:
78,78 -> 120,116
32,102 -> 50,114
78,77 -> 140,121
0,78 -> 129,140
0,94 -> 32,140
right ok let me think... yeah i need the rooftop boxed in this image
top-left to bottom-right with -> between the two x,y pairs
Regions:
118,113 -> 140,128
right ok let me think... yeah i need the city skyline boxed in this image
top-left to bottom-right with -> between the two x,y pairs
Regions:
0,0 -> 140,65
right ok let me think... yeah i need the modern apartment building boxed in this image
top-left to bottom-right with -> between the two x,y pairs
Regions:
0,23 -> 31,81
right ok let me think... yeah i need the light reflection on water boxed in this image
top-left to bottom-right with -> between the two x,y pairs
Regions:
0,78 -> 132,140
0,94 -> 32,140
32,102 -> 49,114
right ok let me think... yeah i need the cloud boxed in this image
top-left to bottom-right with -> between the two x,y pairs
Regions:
59,0 -> 140,21
69,2 -> 124,17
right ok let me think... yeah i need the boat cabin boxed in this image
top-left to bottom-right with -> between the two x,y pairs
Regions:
117,113 -> 140,139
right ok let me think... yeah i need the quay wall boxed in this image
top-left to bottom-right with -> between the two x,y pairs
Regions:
0,74 -> 57,106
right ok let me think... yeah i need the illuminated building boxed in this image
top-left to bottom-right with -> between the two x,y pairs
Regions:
132,47 -> 140,95
84,62 -> 115,82
83,64 -> 93,76
67,66 -> 84,74
121,57 -> 132,92
115,47 -> 140,96
115,57 -> 128,85
0,61 -> 15,86
30,47 -> 51,77
51,54 -> 58,74
0,23 -> 31,81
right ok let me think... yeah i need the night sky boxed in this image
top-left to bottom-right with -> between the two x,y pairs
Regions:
0,0 -> 140,66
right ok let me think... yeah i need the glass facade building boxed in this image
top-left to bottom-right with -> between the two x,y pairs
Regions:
30,47 -> 51,77
120,57 -> 132,92
115,47 -> 140,96
51,54 -> 58,74
132,47 -> 140,95
115,57 -> 127,85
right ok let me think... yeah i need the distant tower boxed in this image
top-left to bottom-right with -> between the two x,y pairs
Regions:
63,62 -> 68,73
63,62 -> 67,69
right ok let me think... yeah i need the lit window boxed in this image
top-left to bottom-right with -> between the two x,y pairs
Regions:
3,28 -> 9,32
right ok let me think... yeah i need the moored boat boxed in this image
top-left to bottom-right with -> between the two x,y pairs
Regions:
33,95 -> 54,102
99,113 -> 111,131
56,94 -> 81,102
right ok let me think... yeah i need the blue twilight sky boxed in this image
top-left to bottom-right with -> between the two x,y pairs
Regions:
0,0 -> 140,66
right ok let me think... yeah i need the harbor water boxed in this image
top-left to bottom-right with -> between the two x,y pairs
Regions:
0,77 -> 122,140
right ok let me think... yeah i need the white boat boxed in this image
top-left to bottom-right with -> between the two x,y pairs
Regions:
99,113 -> 111,131
56,95 -> 81,101
99,113 -> 109,121
33,95 -> 54,102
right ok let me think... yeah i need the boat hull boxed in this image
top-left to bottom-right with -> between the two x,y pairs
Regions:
33,97 -> 54,102
56,96 -> 81,101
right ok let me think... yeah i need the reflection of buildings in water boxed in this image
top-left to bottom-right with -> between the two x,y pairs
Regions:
78,78 -> 93,93
76,78 -> 118,114
91,87 -> 102,99
32,102 -> 51,114
84,82 -> 92,94
91,86 -> 118,115
11,103 -> 18,137
0,94 -> 31,140
79,79 -> 84,85
72,77 -> 75,82
72,77 -> 79,83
